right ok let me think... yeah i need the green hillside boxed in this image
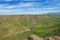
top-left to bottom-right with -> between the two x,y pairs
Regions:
0,13 -> 60,40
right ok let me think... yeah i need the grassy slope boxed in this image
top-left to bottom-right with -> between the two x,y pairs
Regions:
0,14 -> 60,40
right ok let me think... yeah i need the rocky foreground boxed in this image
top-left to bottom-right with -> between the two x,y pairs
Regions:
28,35 -> 60,40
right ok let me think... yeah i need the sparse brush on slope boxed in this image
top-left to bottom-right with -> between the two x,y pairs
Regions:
0,13 -> 60,40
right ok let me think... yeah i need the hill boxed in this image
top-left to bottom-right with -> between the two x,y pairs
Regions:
0,13 -> 60,40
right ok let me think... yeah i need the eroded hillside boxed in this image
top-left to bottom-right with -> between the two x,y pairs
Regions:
0,14 -> 60,40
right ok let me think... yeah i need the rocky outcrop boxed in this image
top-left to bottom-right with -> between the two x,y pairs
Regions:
28,35 -> 44,40
28,35 -> 60,40
46,36 -> 60,40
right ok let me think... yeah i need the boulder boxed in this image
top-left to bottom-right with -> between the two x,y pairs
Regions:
28,35 -> 44,40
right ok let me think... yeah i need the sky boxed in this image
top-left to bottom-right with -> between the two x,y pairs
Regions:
0,0 -> 60,15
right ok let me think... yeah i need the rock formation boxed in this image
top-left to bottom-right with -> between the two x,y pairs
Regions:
28,35 -> 60,40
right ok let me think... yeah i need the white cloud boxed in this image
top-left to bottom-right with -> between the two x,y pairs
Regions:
27,7 -> 59,11
0,6 -> 5,8
19,2 -> 33,7
0,9 -> 14,12
4,0 -> 13,1
5,6 -> 19,8
0,0 -> 60,15
0,2 -> 34,9
0,4 -> 6,9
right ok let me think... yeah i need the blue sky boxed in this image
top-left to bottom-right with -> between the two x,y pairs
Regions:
0,0 -> 60,15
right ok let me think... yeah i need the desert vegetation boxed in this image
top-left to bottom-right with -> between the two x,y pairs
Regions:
0,13 -> 60,40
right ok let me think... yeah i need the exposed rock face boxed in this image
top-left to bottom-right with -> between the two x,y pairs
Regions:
46,36 -> 60,40
28,35 -> 60,40
54,36 -> 60,40
46,37 -> 55,40
28,35 -> 44,40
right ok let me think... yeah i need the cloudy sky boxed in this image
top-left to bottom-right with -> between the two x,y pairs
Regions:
0,0 -> 60,15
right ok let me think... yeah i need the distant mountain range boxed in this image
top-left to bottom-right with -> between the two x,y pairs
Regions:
46,12 -> 60,15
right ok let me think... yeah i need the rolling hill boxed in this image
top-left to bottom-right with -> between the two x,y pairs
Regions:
0,13 -> 60,40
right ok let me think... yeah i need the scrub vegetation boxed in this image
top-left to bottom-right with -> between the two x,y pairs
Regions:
0,13 -> 60,40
